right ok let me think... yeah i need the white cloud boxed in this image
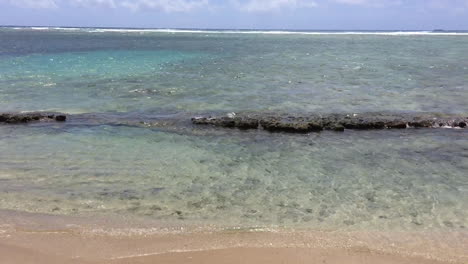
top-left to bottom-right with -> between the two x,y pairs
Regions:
0,0 -> 208,11
234,0 -> 318,12
2,0 -> 468,13
120,0 -> 209,12
332,0 -> 402,7
1,0 -> 58,8
71,0 -> 117,8
334,0 -> 366,4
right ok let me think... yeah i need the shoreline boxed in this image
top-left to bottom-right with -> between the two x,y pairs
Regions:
1,210 -> 467,264
0,246 -> 454,264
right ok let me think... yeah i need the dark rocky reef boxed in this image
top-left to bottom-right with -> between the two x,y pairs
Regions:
2,111 -> 467,134
0,112 -> 67,124
192,115 -> 259,130
192,112 -> 468,133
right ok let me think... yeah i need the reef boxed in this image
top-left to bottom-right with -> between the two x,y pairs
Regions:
0,112 -> 67,124
192,112 -> 468,133
2,111 -> 467,134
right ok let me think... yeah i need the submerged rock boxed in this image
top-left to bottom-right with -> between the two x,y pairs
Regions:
192,115 -> 259,130
2,111 -> 466,135
0,112 -> 67,124
55,115 -> 67,122
192,112 -> 468,133
259,116 -> 323,133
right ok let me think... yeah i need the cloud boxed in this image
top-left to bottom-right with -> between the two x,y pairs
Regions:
234,0 -> 318,12
2,0 -> 468,13
1,0 -> 58,8
120,0 -> 209,12
70,0 -> 117,8
0,0 -> 208,11
332,0 -> 402,7
334,0 -> 367,4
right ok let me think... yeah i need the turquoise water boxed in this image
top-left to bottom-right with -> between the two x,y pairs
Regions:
0,28 -> 467,231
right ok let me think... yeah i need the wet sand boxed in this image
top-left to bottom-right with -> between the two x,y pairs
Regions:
0,244 -> 455,264
1,210 -> 467,264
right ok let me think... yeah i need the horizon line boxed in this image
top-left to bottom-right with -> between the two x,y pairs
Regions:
1,25 -> 468,32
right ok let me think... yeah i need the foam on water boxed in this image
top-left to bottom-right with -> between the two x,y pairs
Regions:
4,26 -> 468,36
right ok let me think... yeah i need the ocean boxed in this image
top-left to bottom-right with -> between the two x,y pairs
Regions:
0,27 -> 467,232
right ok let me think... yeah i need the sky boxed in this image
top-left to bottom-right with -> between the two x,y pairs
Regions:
0,0 -> 467,30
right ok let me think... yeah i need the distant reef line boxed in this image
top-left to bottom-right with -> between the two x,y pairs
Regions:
1,111 -> 467,133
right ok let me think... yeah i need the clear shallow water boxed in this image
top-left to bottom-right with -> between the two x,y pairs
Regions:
2,28 -> 468,114
0,28 -> 467,231
0,125 -> 467,231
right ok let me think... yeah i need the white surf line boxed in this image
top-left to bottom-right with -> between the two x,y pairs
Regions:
70,29 -> 468,36
7,27 -> 468,36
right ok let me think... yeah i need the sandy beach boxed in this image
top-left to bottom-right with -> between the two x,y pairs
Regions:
1,210 -> 467,264
1,244 -> 457,264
